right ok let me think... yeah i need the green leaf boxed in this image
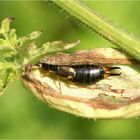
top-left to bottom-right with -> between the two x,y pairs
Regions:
0,80 -> 4,95
23,40 -> 79,64
8,29 -> 17,46
0,62 -> 12,70
0,62 -> 16,95
0,70 -> 12,95
42,40 -> 80,52
0,28 -> 4,34
0,38 -> 7,46
1,17 -> 14,33
18,30 -> 42,47
0,38 -> 11,51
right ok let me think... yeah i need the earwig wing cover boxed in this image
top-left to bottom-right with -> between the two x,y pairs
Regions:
22,48 -> 140,119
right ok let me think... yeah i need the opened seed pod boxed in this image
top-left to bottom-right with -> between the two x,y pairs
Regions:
22,48 -> 140,119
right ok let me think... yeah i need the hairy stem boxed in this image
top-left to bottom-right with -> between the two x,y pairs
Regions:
51,0 -> 140,61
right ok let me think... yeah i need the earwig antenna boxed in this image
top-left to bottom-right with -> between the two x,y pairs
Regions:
35,63 -> 42,68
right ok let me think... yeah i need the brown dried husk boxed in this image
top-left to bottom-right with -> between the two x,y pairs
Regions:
22,48 -> 140,119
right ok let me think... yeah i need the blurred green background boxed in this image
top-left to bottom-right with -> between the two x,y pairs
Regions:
0,1 -> 140,139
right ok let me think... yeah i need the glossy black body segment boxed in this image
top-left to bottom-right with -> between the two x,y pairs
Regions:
71,65 -> 104,85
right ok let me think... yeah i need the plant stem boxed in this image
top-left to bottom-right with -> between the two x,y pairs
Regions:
51,0 -> 140,61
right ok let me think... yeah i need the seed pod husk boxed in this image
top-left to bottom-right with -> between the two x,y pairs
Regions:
22,48 -> 140,119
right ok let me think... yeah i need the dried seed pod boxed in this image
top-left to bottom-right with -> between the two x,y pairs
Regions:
22,48 -> 140,119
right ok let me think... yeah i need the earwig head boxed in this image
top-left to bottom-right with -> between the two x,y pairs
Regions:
103,67 -> 121,78
41,63 -> 59,72
41,63 -> 50,70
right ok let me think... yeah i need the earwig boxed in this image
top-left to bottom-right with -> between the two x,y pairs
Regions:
41,63 -> 121,85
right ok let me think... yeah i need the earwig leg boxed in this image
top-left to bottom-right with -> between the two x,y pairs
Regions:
40,69 -> 51,76
54,76 -> 62,94
57,77 -> 62,94
44,72 -> 51,76
65,82 -> 77,88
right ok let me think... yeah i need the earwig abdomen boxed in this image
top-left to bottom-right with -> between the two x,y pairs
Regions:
72,65 -> 105,85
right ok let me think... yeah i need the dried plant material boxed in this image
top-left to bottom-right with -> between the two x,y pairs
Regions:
23,40 -> 80,65
40,48 -> 138,65
22,48 -> 140,119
